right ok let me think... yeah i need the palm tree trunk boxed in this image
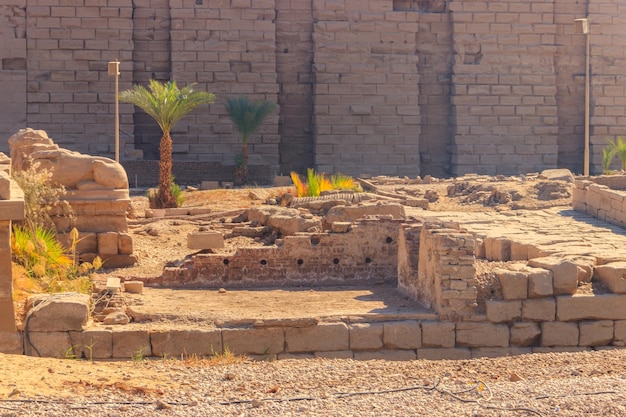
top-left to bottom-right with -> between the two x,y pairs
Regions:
241,142 -> 249,184
157,131 -> 176,208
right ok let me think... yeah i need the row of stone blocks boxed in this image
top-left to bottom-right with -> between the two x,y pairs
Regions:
573,178 -> 626,229
22,314 -> 626,361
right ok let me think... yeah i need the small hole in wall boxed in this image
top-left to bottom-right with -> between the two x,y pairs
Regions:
365,257 -> 372,264
195,0 -> 202,4
223,259 -> 229,266
310,237 -> 320,245
386,236 -> 393,244
260,259 -> 267,265
297,259 -> 304,265
333,258 -> 340,265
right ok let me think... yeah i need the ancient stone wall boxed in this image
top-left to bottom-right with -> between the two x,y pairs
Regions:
573,176 -> 626,227
3,0 -> 626,182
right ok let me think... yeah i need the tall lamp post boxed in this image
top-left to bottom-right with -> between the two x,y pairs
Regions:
108,60 -> 120,162
574,18 -> 590,176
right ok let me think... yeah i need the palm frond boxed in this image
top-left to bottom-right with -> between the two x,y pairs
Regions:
225,96 -> 276,143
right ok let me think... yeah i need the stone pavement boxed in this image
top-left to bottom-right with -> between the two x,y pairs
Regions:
407,206 -> 626,262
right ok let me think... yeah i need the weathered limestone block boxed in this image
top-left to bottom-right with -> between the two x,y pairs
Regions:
314,350 -> 354,359
528,268 -> 553,298
98,232 -> 119,256
528,256 -> 578,295
470,347 -> 532,358
151,329 -> 223,357
541,322 -> 579,347
0,171 -> 10,200
324,203 -> 405,230
222,328 -> 284,355
25,331 -> 73,357
112,329 -> 151,358
349,323 -> 383,351
595,262 -> 626,294
0,331 -> 23,354
118,233 -> 133,255
421,322 -> 455,348
331,221 -> 351,233
71,328 -> 112,359
103,312 -> 130,325
354,350 -> 416,361
486,300 -> 522,323
556,294 -> 626,321
522,298 -> 556,321
456,322 -> 510,348
187,231 -> 225,250
564,255 -> 595,283
496,268 -> 528,300
614,320 -> 626,346
510,322 -> 541,347
578,320 -> 614,346
26,293 -> 90,332
510,241 -> 531,261
485,236 -> 510,261
383,320 -> 421,349
285,322 -> 349,352
417,348 -> 471,360
123,281 -> 144,294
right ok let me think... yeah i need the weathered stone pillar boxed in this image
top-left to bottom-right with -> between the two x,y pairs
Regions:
0,169 -> 25,353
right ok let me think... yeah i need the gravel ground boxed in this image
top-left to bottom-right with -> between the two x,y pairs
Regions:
3,349 -> 626,416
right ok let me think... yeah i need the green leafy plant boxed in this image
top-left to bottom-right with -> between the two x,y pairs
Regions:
132,346 -> 147,363
604,136 -> 626,173
224,96 -> 276,186
146,177 -> 184,209
120,80 -> 215,208
290,169 -> 361,197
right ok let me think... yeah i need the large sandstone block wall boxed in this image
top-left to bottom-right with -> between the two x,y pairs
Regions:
2,0 -> 626,181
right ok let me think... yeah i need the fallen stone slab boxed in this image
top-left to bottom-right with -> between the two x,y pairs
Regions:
26,293 -> 90,332
594,261 -> 626,294
187,231 -> 225,250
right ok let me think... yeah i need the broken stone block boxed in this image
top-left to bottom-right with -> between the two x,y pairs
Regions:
495,268 -> 528,300
595,261 -> 626,294
485,236 -> 511,261
26,293 -> 90,332
510,322 -> 541,347
0,171 -> 10,200
528,256 -> 578,295
187,231 -> 225,250
103,311 -> 130,325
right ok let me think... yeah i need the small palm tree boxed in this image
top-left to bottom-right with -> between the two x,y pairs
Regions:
605,136 -> 626,173
120,80 -> 215,208
224,96 -> 276,185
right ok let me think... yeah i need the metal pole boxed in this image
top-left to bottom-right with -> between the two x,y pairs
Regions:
584,30 -> 590,176
114,61 -> 120,163
108,60 -> 120,162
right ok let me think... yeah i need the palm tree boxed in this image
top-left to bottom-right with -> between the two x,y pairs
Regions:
224,96 -> 276,185
120,80 -> 215,208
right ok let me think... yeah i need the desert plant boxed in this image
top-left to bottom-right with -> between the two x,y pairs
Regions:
602,145 -> 616,174
120,80 -> 215,208
605,136 -> 626,172
224,96 -> 276,186
146,177 -> 184,209
290,169 -> 362,197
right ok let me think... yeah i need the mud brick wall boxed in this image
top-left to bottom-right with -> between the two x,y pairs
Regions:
312,0 -> 421,177
23,0 -> 135,155
4,0 -> 626,182
160,219 -> 402,288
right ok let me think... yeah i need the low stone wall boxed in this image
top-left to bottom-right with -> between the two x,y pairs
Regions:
158,218 -> 402,287
573,176 -> 626,228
